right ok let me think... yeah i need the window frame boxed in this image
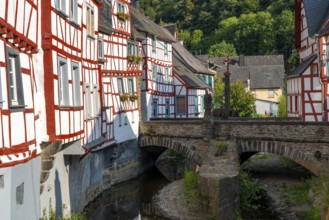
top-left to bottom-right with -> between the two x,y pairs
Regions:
6,47 -> 25,111
164,42 -> 168,55
98,38 -> 104,59
93,84 -> 100,117
152,100 -> 158,117
85,84 -> 93,119
164,68 -> 169,83
55,0 -> 68,17
165,100 -> 170,118
86,5 -> 95,38
128,78 -> 134,95
69,0 -> 78,24
71,62 -> 81,107
117,77 -> 125,95
152,38 -> 156,52
57,56 -> 70,107
194,96 -> 199,113
127,41 -> 139,56
152,65 -> 157,81
117,1 -> 125,13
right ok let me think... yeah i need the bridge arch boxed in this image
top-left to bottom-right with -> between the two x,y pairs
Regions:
238,139 -> 322,175
139,136 -> 202,165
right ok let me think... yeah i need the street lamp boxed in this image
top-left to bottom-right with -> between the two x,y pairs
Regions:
223,57 -> 231,119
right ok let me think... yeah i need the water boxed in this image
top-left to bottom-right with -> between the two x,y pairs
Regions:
85,168 -> 171,220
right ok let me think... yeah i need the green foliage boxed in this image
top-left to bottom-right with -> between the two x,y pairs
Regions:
182,170 -> 199,208
239,171 -> 262,214
208,41 -> 237,58
308,175 -> 329,219
216,141 -> 228,149
297,208 -> 321,220
278,182 -> 311,206
213,77 -> 256,117
230,81 -> 256,117
140,0 -> 295,59
277,95 -> 287,117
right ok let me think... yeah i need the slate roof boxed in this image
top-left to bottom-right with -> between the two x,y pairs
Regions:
173,42 -> 214,75
173,57 -> 209,89
249,66 -> 284,89
99,1 -> 114,35
303,0 -> 329,36
130,8 -> 176,42
206,55 -> 284,67
287,54 -> 317,78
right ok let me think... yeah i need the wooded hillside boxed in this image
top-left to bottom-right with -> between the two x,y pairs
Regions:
140,0 -> 296,66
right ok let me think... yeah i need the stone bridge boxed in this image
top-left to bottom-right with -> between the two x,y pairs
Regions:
139,118 -> 329,219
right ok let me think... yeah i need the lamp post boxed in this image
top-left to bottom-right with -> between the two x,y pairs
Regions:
223,57 -> 231,119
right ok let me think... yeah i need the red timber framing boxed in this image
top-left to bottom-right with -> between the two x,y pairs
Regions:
41,0 -> 104,145
99,0 -> 141,146
0,0 -> 40,167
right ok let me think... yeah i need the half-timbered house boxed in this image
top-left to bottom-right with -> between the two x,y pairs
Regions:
0,0 -> 41,219
39,0 -> 105,216
287,0 -> 329,121
131,8 -> 176,120
172,41 -> 214,118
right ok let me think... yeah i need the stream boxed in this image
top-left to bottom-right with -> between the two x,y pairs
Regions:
85,153 -> 314,220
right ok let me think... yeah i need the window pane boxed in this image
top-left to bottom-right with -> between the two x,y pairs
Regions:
72,64 -> 81,106
166,100 -> 170,117
128,79 -> 134,95
152,65 -> 157,81
85,85 -> 92,118
117,78 -> 124,95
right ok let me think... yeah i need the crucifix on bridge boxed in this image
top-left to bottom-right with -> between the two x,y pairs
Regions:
223,57 -> 231,119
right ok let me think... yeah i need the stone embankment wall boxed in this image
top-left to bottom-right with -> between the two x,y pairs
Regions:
39,138 -> 151,218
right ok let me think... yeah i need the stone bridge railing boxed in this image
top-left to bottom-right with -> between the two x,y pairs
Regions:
214,118 -> 329,143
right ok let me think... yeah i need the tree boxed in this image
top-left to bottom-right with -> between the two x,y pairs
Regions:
213,78 -> 256,117
230,81 -> 256,117
208,41 -> 237,57
277,95 -> 287,117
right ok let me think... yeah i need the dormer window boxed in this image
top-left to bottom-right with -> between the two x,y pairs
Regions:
70,0 -> 78,24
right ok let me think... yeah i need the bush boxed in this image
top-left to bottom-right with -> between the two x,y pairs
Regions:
308,175 -> 329,220
240,171 -> 262,215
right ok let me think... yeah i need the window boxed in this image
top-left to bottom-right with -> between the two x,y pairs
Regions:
152,65 -> 157,81
70,0 -> 78,23
152,100 -> 158,117
0,175 -> 4,189
164,42 -> 168,55
55,0 -> 66,15
176,96 -> 186,114
208,76 -> 213,87
124,113 -> 128,125
152,38 -> 156,52
6,47 -> 24,109
194,96 -> 199,113
58,57 -> 69,107
85,84 -> 93,119
127,42 -> 139,56
128,78 -> 134,95
98,38 -> 104,59
268,89 -> 274,98
16,182 -> 24,207
312,64 -> 318,75
86,5 -> 94,37
165,68 -> 169,83
72,62 -> 81,107
117,1 -> 125,13
93,85 -> 100,116
201,95 -> 204,112
117,78 -> 124,95
165,100 -> 170,118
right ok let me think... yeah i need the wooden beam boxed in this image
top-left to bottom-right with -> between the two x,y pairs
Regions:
6,31 -> 14,39
19,41 -> 27,48
0,27 -> 7,35
13,37 -> 21,44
